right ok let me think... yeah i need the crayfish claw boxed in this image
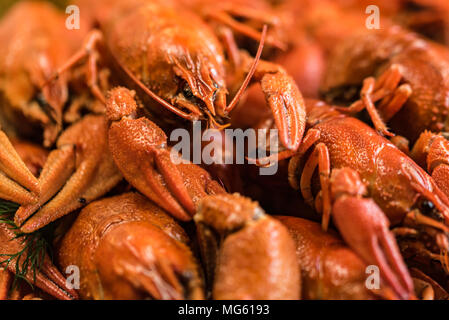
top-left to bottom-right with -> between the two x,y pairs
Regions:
57,193 -> 204,299
278,216 -> 406,300
142,161 -> 192,221
0,131 -> 40,195
333,196 -> 414,299
106,87 -> 226,221
94,221 -> 200,300
15,145 -> 76,227
331,169 -> 414,299
0,130 -> 40,205
195,193 -> 300,299
259,69 -> 306,151
17,115 -> 122,233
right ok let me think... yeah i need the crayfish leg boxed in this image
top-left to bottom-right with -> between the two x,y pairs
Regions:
45,29 -> 106,104
299,143 -> 331,229
336,65 -> 410,137
411,131 -> 449,199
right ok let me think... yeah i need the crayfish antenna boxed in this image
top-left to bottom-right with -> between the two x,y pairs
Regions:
247,128 -> 320,167
206,9 -> 286,50
115,55 -> 197,121
225,25 -> 267,113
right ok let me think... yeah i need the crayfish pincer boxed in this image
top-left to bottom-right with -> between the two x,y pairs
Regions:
0,128 -> 39,205
14,115 -> 123,233
57,192 -> 204,300
0,137 -> 77,300
106,87 -> 225,221
194,193 -> 300,300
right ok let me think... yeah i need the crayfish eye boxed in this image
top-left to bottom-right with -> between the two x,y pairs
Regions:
182,82 -> 193,99
421,200 -> 435,213
35,93 -> 49,108
417,198 -> 442,220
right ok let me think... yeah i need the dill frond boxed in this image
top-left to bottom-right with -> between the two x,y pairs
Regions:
0,200 -> 53,291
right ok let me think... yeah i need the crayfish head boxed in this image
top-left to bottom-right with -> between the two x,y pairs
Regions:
397,198 -> 449,278
168,50 -> 228,125
397,163 -> 449,271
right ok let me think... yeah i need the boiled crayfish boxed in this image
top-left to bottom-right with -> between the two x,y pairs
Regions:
51,0 -> 306,152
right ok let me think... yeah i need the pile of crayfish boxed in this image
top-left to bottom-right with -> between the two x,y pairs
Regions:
2,0 -> 449,300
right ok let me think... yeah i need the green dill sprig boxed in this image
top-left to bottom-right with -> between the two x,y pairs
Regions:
0,200 -> 53,291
